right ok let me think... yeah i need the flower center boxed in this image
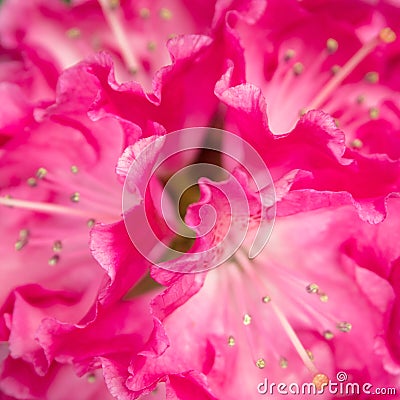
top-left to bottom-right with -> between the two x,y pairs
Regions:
160,146 -> 224,256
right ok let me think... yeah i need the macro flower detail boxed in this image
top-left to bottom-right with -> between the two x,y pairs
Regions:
0,0 -> 217,88
0,0 -> 400,399
120,129 -> 276,272
115,131 -> 398,398
214,0 -> 400,223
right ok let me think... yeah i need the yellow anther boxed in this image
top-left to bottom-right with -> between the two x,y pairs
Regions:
228,336 -> 235,346
256,358 -> 266,369
27,177 -> 37,187
48,255 -> 60,266
139,8 -> 150,19
243,314 -> 252,326
159,8 -> 172,20
379,27 -> 396,43
262,296 -> 271,303
293,62 -> 304,75
326,38 -> 338,54
36,168 -> 48,179
351,138 -> 363,149
313,373 -> 329,391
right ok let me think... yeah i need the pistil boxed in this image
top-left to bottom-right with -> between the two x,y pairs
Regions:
97,0 -> 139,74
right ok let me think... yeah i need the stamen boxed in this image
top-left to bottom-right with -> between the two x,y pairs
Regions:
235,250 -> 320,375
15,229 -> 30,251
15,239 -> 27,251
319,293 -> 328,302
27,177 -> 37,187
48,255 -> 60,266
70,192 -> 80,203
139,8 -> 150,19
313,373 -> 329,391
225,268 -> 260,367
326,38 -> 338,54
288,281 -> 345,329
306,28 -> 396,111
365,71 -> 379,84
351,138 -> 363,149
271,302 -> 318,374
53,240 -> 63,252
306,283 -> 319,294
40,170 -> 118,212
330,65 -> 340,75
323,330 -> 334,340
97,0 -> 139,74
4,195 -> 13,207
262,295 -> 271,303
71,165 -> 79,174
0,196 -> 115,221
159,8 -> 173,20
243,314 -> 252,326
109,0 -> 119,9
336,321 -> 352,332
87,373 -> 96,383
379,27 -> 396,43
298,108 -> 306,117
293,62 -> 304,76
284,49 -> 295,62
369,107 -> 379,119
36,168 -> 48,179
356,94 -> 365,104
66,28 -> 81,39
19,229 -> 30,239
147,41 -> 156,52
279,357 -> 288,368
256,358 -> 266,369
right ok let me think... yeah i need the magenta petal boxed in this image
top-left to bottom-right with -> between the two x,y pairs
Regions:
0,285 -> 88,375
90,220 -> 148,304
1,0 -> 400,398
217,79 -> 400,222
36,296 -> 156,376
150,272 -> 205,321
0,83 -> 33,143
165,373 -> 218,400
0,357 -> 114,400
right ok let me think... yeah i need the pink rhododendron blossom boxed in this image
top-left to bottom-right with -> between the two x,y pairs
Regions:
171,199 -> 399,398
0,1 -> 242,395
0,0 -> 400,399
101,129 -> 398,399
0,35 -> 238,396
0,58 -> 129,397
